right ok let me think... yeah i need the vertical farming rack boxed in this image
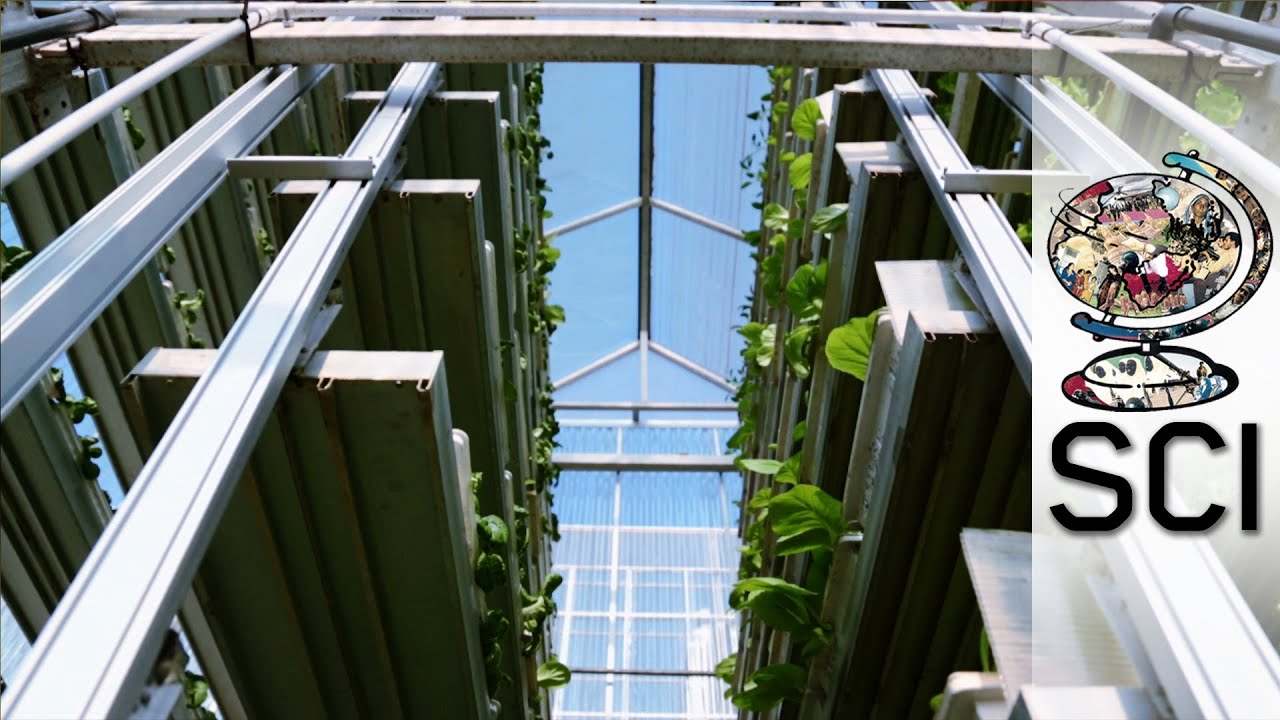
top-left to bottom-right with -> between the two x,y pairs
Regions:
0,2 -> 1277,719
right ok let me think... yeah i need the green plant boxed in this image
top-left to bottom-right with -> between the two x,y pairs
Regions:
170,288 -> 207,349
825,308 -> 884,382
520,573 -> 563,657
732,663 -> 807,711
1,243 -> 34,282
182,670 -> 216,720
536,656 -> 571,689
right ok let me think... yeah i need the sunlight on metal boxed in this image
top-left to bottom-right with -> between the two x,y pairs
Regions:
0,9 -> 272,189
1030,20 -> 1280,192
74,1 -> 1155,32
0,62 -> 332,421
1,61 -> 441,719
554,402 -> 737,412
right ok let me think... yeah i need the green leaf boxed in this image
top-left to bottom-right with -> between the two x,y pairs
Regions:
475,552 -> 508,593
732,663 -> 806,711
715,653 -> 738,686
791,98 -> 822,142
477,515 -> 509,551
762,203 -> 789,230
775,453 -> 802,486
732,577 -> 817,632
783,324 -> 817,380
536,657 -> 572,689
826,309 -> 883,381
785,260 -> 826,323
747,486 -> 774,512
740,458 -> 782,475
779,151 -> 796,163
792,421 -> 806,443
768,484 -> 844,556
788,152 -> 812,191
811,204 -> 849,234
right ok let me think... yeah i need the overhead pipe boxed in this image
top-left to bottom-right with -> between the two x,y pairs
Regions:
37,1 -> 1153,32
0,7 -> 275,190
0,2 -> 115,53
1150,3 -> 1280,55
1029,20 -> 1280,192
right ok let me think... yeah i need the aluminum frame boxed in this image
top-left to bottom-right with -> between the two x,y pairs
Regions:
1,61 -> 441,719
0,62 -> 332,420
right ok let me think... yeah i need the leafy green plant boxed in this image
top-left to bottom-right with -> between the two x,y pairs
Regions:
732,663 -> 807,711
170,288 -> 207,349
738,322 -> 776,369
182,670 -> 216,720
785,259 -> 826,323
825,308 -> 884,382
791,98 -> 822,142
768,484 -> 843,557
1,243 -> 34,282
788,152 -> 813,191
811,203 -> 849,235
520,573 -> 563,656
536,656 -> 571,689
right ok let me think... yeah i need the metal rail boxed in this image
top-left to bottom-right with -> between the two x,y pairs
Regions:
0,61 -> 441,720
65,1 -> 1154,32
0,61 -> 331,421
42,20 -> 1218,79
0,10 -> 272,189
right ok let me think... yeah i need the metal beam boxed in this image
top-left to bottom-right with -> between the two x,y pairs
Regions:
638,63 -> 655,340
869,66 -> 1032,383
1150,2 -> 1280,54
648,340 -> 736,393
551,341 -> 639,390
553,453 -> 737,472
43,21 -> 1243,80
226,155 -> 375,180
0,62 -> 331,421
1031,19 -> 1280,192
650,197 -> 744,240
0,10 -> 272,189
553,401 -> 736,412
89,2 -> 1154,32
1,61 -> 441,719
941,169 -> 1088,195
544,197 -> 642,239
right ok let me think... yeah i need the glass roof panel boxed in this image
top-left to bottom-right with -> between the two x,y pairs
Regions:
650,212 -> 754,381
547,208 -> 639,380
653,64 -> 769,228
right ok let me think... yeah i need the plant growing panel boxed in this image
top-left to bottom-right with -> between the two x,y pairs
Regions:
123,349 -> 490,719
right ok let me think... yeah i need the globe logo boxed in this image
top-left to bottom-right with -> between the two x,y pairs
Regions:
1050,151 -> 1271,411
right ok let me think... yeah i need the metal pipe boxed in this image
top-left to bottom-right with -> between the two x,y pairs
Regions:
1,2 -> 115,53
543,196 -> 641,239
650,197 -> 745,240
1031,20 -> 1280,190
1150,3 -> 1280,54
53,1 -> 1152,31
0,9 -> 272,190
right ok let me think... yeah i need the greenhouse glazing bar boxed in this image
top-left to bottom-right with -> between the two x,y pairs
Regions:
44,21 -> 1238,80
0,61 -> 331,421
1,61 -> 441,720
83,1 -> 1155,32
